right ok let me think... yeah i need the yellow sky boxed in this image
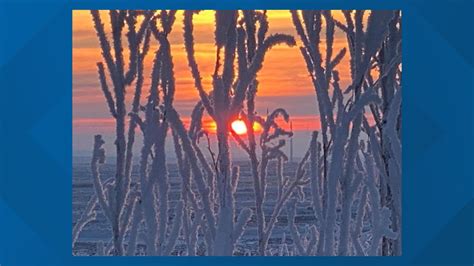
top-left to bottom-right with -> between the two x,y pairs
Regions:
73,10 -> 354,151
73,11 -> 350,101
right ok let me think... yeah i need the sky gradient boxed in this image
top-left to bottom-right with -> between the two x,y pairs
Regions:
73,10 -> 354,157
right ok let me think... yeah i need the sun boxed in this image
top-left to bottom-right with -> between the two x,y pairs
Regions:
231,120 -> 248,135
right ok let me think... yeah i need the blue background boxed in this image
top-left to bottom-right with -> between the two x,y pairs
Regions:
0,0 -> 473,265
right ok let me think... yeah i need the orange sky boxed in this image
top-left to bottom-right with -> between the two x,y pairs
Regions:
73,10 -> 354,153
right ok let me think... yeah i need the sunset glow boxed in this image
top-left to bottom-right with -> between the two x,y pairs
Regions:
72,10 -> 355,151
231,120 -> 248,135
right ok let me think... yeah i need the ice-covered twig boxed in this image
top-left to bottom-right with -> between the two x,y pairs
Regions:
286,199 -> 306,255
309,131 -> 323,222
167,107 -> 217,239
350,185 -> 368,256
125,197 -> 142,256
90,135 -> 113,222
232,208 -> 253,247
261,140 -> 312,252
97,62 -> 116,118
72,195 -> 98,247
183,11 -> 215,117
364,151 -> 398,255
164,201 -> 184,255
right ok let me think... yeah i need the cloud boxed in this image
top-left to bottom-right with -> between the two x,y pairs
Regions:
72,10 -> 356,151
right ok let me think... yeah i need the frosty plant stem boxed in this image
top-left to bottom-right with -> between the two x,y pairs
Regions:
183,10 -> 295,255
77,9 -> 402,256
90,10 -> 160,255
291,10 -> 401,256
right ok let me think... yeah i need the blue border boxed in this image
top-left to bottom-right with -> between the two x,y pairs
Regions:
0,0 -> 473,265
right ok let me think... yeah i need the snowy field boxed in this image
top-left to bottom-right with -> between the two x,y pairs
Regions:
73,157 -> 365,256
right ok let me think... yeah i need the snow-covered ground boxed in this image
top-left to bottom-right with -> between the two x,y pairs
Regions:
72,157 -> 344,256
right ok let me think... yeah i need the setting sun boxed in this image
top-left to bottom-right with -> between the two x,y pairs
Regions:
72,9 -> 402,257
231,120 -> 248,135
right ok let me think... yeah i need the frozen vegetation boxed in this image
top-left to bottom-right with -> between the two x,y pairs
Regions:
73,10 -> 402,256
